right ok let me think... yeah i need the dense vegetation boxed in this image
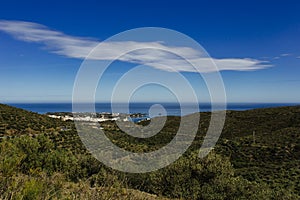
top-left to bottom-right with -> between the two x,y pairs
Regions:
0,103 -> 299,199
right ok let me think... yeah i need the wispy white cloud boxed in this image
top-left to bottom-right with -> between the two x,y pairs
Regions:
0,20 -> 271,73
280,53 -> 291,57
272,53 -> 295,60
0,20 -> 97,58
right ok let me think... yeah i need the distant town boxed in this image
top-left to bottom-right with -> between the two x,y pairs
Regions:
47,112 -> 149,123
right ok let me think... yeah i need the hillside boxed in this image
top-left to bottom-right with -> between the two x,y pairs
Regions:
0,103 -> 69,137
215,107 -> 300,194
0,103 -> 300,199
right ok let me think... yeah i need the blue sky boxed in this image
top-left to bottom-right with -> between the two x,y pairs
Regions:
0,0 -> 300,103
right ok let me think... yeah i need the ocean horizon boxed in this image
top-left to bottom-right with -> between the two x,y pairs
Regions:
5,102 -> 299,116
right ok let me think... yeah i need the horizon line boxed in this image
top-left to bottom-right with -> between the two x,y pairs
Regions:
3,101 -> 300,105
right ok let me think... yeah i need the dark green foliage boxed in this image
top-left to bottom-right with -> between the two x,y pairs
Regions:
1,103 -> 300,199
0,103 -> 73,137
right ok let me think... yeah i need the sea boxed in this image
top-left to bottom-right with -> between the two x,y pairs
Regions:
7,102 -> 299,117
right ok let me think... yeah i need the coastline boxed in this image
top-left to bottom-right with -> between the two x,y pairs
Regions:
6,102 -> 300,116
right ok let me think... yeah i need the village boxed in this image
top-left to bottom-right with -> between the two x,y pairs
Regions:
47,112 -> 149,123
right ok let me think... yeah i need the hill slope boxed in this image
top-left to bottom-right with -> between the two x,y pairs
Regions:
0,103 -> 300,199
0,103 -> 68,137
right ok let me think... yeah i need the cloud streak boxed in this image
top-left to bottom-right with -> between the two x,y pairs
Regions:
0,20 -> 271,73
